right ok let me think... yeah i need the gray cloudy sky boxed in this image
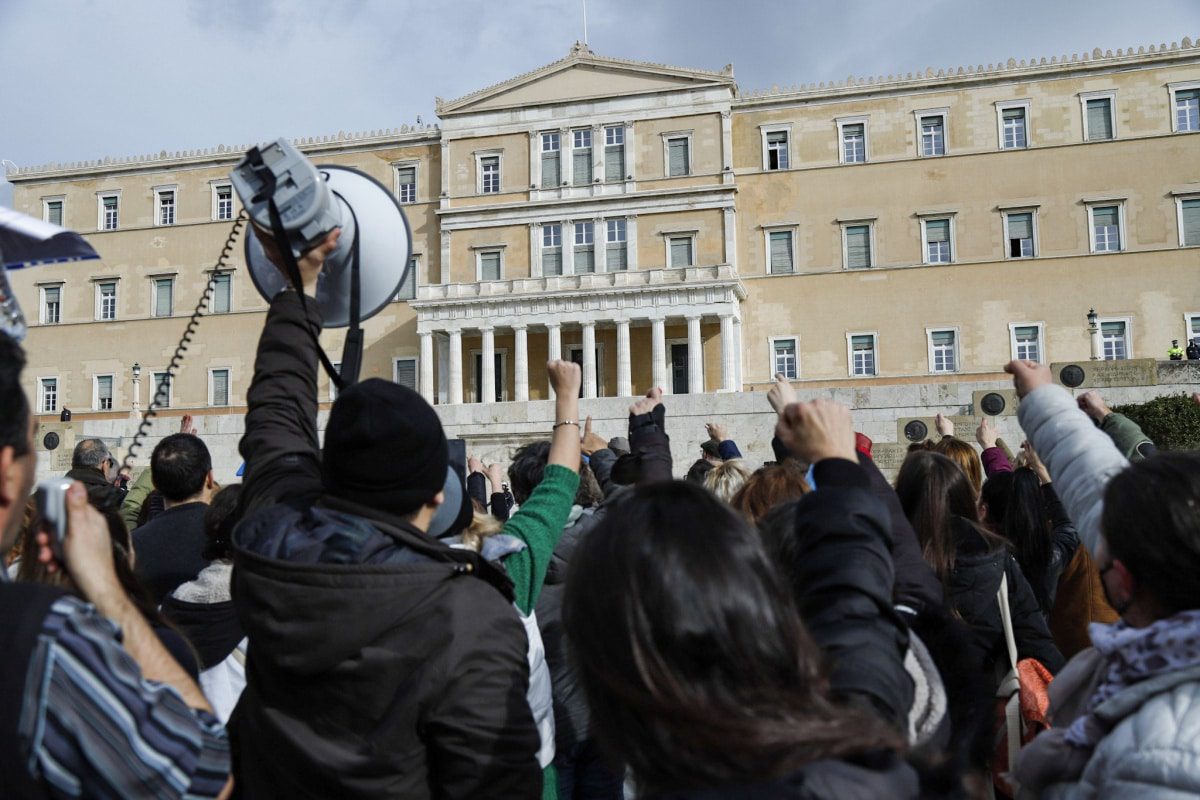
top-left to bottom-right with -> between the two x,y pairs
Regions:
2,0 -> 1198,207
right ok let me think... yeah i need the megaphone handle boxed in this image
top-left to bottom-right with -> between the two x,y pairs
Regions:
336,193 -> 364,388
340,329 -> 364,386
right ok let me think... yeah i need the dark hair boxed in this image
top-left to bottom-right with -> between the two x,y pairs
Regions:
896,451 -> 1005,591
730,461 -> 810,525
932,437 -> 984,496
0,332 -> 30,457
981,469 -> 1052,611
508,440 -> 551,505
563,481 -> 902,793
1102,452 -> 1200,615
203,483 -> 242,561
150,433 -> 212,502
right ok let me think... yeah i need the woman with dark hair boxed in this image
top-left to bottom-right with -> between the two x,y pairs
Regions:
563,400 -> 942,798
895,450 -> 1063,678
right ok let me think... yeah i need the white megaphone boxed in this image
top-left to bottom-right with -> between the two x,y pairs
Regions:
230,138 -> 411,386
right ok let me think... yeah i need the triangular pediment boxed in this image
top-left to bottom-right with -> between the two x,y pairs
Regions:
437,44 -> 734,117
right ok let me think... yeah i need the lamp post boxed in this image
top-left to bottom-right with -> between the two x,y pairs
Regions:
131,362 -> 142,416
1087,308 -> 1102,361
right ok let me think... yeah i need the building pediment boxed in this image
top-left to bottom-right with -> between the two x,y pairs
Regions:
437,43 -> 734,117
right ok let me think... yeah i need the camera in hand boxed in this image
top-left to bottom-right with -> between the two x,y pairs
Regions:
34,477 -> 73,561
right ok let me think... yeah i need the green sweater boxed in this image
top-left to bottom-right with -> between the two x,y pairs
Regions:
120,468 -> 154,530
501,464 -> 580,615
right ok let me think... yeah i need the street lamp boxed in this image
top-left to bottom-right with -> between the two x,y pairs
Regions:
131,362 -> 142,416
1087,308 -> 1102,360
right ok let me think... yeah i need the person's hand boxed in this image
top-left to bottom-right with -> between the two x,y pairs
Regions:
705,422 -> 728,443
1022,440 -> 1051,484
179,413 -> 198,436
935,413 -> 954,437
467,456 -> 484,474
767,372 -> 797,414
36,483 -> 120,604
486,462 -> 505,489
255,225 -> 341,298
1005,359 -> 1052,399
581,416 -> 608,455
630,387 -> 663,417
976,417 -> 998,449
1076,390 -> 1112,423
547,360 -> 582,400
775,399 -> 858,464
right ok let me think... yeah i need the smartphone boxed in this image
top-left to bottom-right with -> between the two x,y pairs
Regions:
34,478 -> 73,561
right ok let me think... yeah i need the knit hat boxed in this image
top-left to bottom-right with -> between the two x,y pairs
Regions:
322,379 -> 448,517
700,439 -> 721,458
607,436 -> 630,456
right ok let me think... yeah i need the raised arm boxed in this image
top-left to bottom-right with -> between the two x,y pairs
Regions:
628,387 -> 672,483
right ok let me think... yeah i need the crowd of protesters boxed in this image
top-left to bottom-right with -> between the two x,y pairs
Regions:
2,226 -> 1199,799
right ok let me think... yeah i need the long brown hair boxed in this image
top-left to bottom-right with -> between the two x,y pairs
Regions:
730,461 -> 810,525
932,436 -> 984,496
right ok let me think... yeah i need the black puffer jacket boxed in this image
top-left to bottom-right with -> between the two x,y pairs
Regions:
946,519 -> 1065,677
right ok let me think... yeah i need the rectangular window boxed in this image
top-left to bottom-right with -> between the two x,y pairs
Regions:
41,285 -> 62,325
768,230 -> 794,275
396,256 -> 418,300
479,251 -> 501,281
924,218 -> 952,264
1005,212 -> 1036,258
1175,88 -> 1200,132
574,222 -> 595,273
97,281 -> 118,320
95,375 -> 114,411
844,224 -> 873,269
45,200 -> 63,226
920,115 -> 946,156
153,278 -> 174,317
572,129 -> 592,185
668,236 -> 693,268
39,378 -> 58,413
1085,98 -> 1114,141
1001,106 -> 1028,149
841,123 -> 866,163
540,133 -> 561,188
151,372 -> 172,408
542,224 -> 563,277
102,195 -> 119,230
216,185 -> 233,220
1091,205 -> 1122,252
929,330 -> 957,373
666,136 -> 690,177
396,166 -> 416,204
850,334 -> 877,376
157,190 -> 176,226
479,155 -> 500,194
1102,321 -> 1128,360
604,125 -> 626,182
1180,198 -> 1200,247
210,369 -> 230,407
605,219 -> 628,271
212,273 -> 232,313
766,130 -> 789,170
773,338 -> 798,380
393,357 -> 417,391
1013,325 -> 1041,362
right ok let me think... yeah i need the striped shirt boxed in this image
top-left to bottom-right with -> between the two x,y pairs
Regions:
18,596 -> 229,798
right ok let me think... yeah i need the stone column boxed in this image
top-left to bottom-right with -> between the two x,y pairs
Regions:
722,206 -> 737,270
439,230 -> 451,284
528,131 -> 539,191
651,317 -> 667,392
529,223 -> 541,278
733,317 -> 743,391
582,322 -> 597,399
626,215 -> 638,270
616,319 -> 632,397
687,315 -> 704,394
514,325 -> 529,402
419,331 -> 434,402
481,326 -> 496,404
562,219 -> 575,276
448,329 -> 463,405
720,315 -> 735,392
547,322 -> 562,399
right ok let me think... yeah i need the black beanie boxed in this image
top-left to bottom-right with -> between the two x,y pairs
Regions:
322,378 -> 448,516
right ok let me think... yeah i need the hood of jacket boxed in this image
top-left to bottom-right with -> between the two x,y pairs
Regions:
232,497 -> 512,677
947,520 -> 1007,611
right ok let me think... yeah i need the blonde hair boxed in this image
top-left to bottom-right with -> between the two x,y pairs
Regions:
932,437 -> 984,497
460,511 -> 504,553
704,458 -> 753,504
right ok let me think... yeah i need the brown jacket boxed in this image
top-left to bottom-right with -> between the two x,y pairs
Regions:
1048,546 -> 1119,659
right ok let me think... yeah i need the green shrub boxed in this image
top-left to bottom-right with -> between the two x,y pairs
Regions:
1112,393 -> 1200,451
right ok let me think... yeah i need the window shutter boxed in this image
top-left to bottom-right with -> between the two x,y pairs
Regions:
846,226 -> 871,268
1008,213 -> 1033,240
574,247 -> 594,273
670,237 -> 692,267
155,280 -> 172,316
926,219 -> 949,242
1093,206 -> 1119,228
767,131 -> 787,145
398,258 -> 417,299
668,139 -> 688,176
1182,199 -> 1200,246
1177,89 -> 1200,103
48,203 -> 62,226
213,371 -> 229,405
1086,99 -> 1113,140
932,330 -> 954,346
769,231 -> 793,274
607,244 -> 628,271
45,286 -> 59,305
543,249 -> 562,276
541,152 -> 560,187
605,146 -> 624,182
395,360 -> 417,390
480,252 -> 501,280
1101,321 -> 1124,335
573,149 -> 592,184
1003,108 -> 1023,122
212,274 -> 231,313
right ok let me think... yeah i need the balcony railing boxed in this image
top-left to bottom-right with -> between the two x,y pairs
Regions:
415,263 -> 739,303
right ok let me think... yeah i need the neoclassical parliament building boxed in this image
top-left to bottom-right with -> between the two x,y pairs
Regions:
9,39 -> 1200,472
